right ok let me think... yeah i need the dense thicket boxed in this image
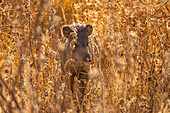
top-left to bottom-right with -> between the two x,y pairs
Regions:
0,0 -> 169,112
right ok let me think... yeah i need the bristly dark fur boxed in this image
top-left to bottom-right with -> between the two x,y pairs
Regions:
61,23 -> 93,112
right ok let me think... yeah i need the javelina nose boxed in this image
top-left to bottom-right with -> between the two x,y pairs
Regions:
87,59 -> 91,62
84,53 -> 91,62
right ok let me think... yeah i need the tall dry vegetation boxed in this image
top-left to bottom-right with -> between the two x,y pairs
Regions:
0,0 -> 169,113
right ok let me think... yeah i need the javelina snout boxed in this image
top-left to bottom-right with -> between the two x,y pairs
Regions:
72,46 -> 91,63
61,23 -> 93,112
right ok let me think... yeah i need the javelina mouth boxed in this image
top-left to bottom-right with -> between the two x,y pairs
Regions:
73,61 -> 91,66
71,61 -> 90,69
72,61 -> 90,67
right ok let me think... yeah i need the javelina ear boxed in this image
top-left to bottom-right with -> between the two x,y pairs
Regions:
62,26 -> 74,38
85,25 -> 93,36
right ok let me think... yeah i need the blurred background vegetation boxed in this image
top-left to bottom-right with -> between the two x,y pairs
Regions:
0,0 -> 169,112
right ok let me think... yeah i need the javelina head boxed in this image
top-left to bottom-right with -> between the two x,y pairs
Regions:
62,24 -> 93,65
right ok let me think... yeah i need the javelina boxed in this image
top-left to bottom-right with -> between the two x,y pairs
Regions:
61,23 -> 93,111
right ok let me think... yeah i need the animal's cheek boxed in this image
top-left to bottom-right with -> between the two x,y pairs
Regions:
72,53 -> 81,62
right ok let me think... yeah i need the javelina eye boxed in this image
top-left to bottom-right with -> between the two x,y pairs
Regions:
75,43 -> 79,47
86,42 -> 89,46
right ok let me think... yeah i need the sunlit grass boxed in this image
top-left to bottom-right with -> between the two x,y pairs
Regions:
0,0 -> 169,112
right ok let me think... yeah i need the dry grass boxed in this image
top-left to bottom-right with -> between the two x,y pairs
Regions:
0,0 -> 169,113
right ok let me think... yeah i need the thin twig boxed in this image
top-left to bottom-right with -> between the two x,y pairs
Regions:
60,5 -> 67,24
0,74 -> 21,111
147,0 -> 169,22
0,101 -> 8,113
145,13 -> 170,18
